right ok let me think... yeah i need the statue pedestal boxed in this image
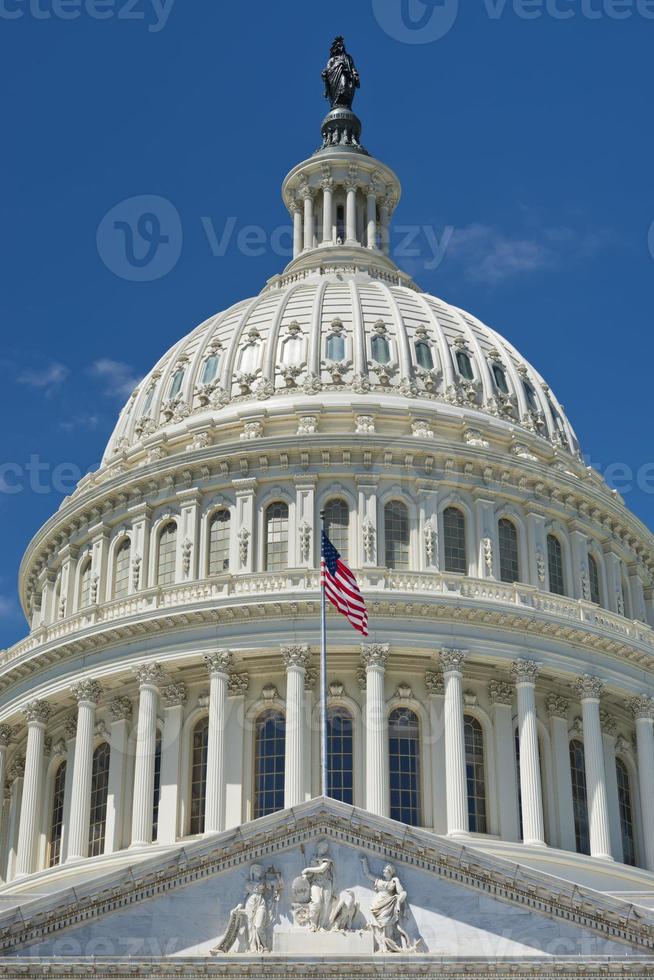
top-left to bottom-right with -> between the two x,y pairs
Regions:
273,928 -> 374,956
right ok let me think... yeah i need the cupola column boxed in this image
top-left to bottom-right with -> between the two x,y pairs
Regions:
303,190 -> 315,252
204,652 -> 232,833
575,676 -> 613,861
366,183 -> 377,249
282,645 -> 311,807
16,701 -> 51,876
67,681 -> 103,862
441,649 -> 469,837
290,200 -> 303,259
511,661 -> 546,847
629,696 -> 654,871
130,664 -> 165,848
361,643 -> 389,817
321,174 -> 334,245
345,173 -> 358,245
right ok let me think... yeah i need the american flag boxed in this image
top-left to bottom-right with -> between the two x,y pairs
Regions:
321,529 -> 369,636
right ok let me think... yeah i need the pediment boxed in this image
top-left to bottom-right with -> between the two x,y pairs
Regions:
2,798 -> 654,965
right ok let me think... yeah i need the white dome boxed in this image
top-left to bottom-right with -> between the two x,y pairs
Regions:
104,266 -> 579,466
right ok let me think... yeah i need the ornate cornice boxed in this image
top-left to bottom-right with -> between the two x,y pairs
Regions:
361,643 -> 390,670
510,660 -> 541,685
574,674 -> 605,701
440,648 -> 466,675
109,697 -> 133,722
204,651 -> 233,676
489,679 -> 514,706
23,699 -> 52,726
629,694 -> 654,721
161,683 -> 188,708
281,644 -> 311,671
546,693 -> 570,719
134,663 -> 166,690
71,680 -> 102,705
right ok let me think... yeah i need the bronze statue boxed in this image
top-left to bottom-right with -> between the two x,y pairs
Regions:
322,37 -> 360,110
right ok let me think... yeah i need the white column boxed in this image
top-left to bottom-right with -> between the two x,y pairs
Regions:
629,696 -> 654,871
225,674 -> 248,828
131,664 -> 165,847
67,680 -> 102,862
15,701 -> 52,877
366,185 -> 377,248
282,645 -> 310,808
5,760 -> 24,881
575,675 -> 613,861
345,177 -> 358,245
204,652 -> 232,833
489,680 -> 520,842
379,197 -> 390,256
600,711 -> 622,864
426,670 -> 446,835
0,725 -> 12,850
303,191 -> 314,251
60,718 -> 77,861
157,683 -> 187,844
362,643 -> 389,817
321,177 -> 334,245
511,661 -> 546,846
441,649 -> 468,837
291,200 -> 302,259
104,697 -> 133,854
546,695 -> 575,851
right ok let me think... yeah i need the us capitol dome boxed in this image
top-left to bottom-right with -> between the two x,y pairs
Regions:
2,38 -> 654,978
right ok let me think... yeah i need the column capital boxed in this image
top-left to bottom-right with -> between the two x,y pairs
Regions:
134,663 -> 166,690
425,670 -> 444,696
489,680 -> 514,706
281,644 -> 311,671
204,651 -> 233,676
0,724 -> 15,746
361,643 -> 390,670
546,693 -> 570,719
109,697 -> 133,722
628,694 -> 654,720
71,680 -> 103,706
511,660 -> 541,685
599,710 -> 618,737
440,648 -> 466,675
161,683 -> 188,708
574,674 -> 605,701
22,700 -> 52,727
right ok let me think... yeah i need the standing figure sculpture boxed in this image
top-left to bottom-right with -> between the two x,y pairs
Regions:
211,863 -> 282,955
360,856 -> 414,953
301,840 -> 335,930
322,36 -> 360,110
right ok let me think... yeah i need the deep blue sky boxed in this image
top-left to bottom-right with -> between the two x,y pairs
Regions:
1,0 -> 653,646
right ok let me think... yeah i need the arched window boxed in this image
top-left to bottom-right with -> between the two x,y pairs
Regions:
89,742 -> 110,857
569,739 -> 590,855
47,760 -> 67,868
464,715 -> 487,833
189,717 -> 209,835
113,538 -> 131,600
169,368 -> 185,400
328,707 -> 354,805
588,553 -> 601,606
371,334 -> 391,365
264,502 -> 289,572
323,499 -> 349,563
523,380 -> 538,411
384,501 -> 409,571
208,510 -> 230,575
152,730 -> 162,841
492,363 -> 509,394
326,333 -> 345,362
389,707 -> 421,826
443,507 -> 467,574
616,758 -> 637,866
547,534 -> 565,596
253,710 -> 286,819
142,383 -> 157,416
498,518 -> 520,583
415,340 -> 433,370
201,352 -> 220,385
157,522 -> 177,586
456,350 -> 473,381
79,559 -> 93,609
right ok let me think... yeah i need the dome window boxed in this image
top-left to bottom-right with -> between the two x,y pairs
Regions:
201,353 -> 220,385
498,518 -> 520,583
89,742 -> 111,857
465,715 -> 487,833
384,500 -> 409,570
326,333 -> 345,362
456,350 -> 474,381
415,340 -> 434,371
254,710 -> 286,818
328,707 -> 354,805
389,708 -> 421,826
142,384 -> 157,417
264,502 -> 289,571
616,758 -> 637,866
169,368 -> 185,400
523,380 -> 538,411
189,717 -> 209,834
113,538 -> 131,600
588,553 -> 601,606
323,499 -> 349,563
569,740 -> 590,855
157,522 -> 178,586
546,534 -> 565,596
371,334 -> 391,365
443,507 -> 467,574
47,760 -> 67,868
208,509 -> 230,575
492,364 -> 509,394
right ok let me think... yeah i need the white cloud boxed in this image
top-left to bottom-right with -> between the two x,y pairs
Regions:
17,362 -> 69,395
59,414 -> 100,433
91,359 -> 141,400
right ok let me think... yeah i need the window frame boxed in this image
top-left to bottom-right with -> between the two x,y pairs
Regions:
383,499 -> 410,571
253,709 -> 286,820
207,508 -> 231,576
388,706 -> 422,827
156,521 -> 178,587
264,501 -> 290,572
464,713 -> 487,834
442,506 -> 468,575
547,533 -> 566,597
498,517 -> 520,584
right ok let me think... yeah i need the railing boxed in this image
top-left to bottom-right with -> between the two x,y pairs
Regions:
2,569 -> 653,670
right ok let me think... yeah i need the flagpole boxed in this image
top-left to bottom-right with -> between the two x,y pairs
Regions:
320,510 -> 328,800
